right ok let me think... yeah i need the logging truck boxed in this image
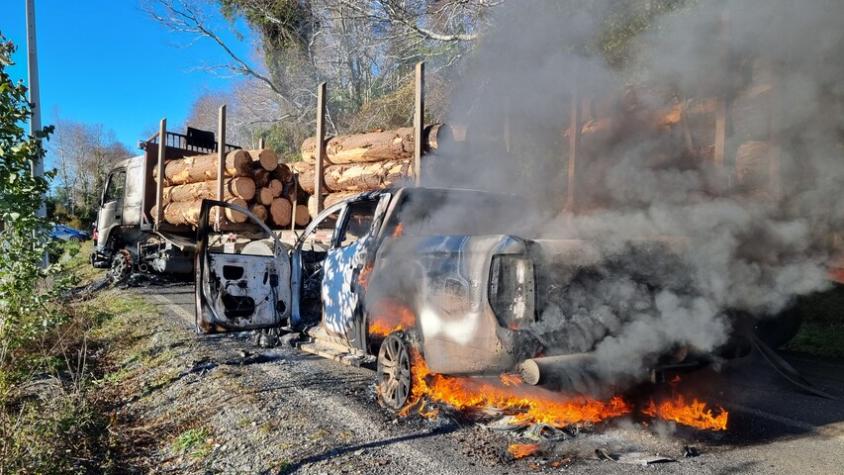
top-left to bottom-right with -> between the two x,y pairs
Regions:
91,127 -> 246,280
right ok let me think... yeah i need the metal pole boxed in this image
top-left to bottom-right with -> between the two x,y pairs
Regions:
155,119 -> 167,230
217,105 -> 226,229
26,0 -> 46,220
413,62 -> 425,186
290,175 -> 299,232
314,83 -> 327,214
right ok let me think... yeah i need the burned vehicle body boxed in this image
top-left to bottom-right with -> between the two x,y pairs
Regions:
195,187 -> 730,408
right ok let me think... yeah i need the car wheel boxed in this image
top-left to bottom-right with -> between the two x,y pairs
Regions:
377,333 -> 412,411
108,249 -> 133,284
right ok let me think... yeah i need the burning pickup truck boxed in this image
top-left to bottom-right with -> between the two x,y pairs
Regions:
195,186 -> 759,412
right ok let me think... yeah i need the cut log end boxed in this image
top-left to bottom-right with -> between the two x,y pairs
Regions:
270,198 -> 293,228
249,149 -> 278,171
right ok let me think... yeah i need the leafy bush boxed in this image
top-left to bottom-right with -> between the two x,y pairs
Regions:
0,34 -> 56,381
0,34 -> 118,474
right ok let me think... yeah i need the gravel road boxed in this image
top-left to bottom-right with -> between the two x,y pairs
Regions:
116,283 -> 844,474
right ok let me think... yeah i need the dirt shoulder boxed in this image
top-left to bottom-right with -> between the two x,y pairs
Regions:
96,285 -> 509,474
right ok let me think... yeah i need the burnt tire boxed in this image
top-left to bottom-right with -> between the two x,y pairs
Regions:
377,333 -> 412,411
108,249 -> 133,284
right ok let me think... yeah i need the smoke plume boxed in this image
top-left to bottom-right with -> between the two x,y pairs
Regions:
423,0 -> 844,386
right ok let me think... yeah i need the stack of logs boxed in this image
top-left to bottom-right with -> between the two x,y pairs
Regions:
152,149 -> 310,228
291,124 -> 448,215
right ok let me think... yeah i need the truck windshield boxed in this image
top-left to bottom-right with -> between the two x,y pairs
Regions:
390,188 -> 530,237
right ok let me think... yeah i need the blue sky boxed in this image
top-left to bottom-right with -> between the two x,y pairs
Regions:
2,0 -> 254,164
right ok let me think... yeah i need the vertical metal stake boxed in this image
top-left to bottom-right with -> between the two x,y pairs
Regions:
217,105 -> 227,229
565,85 -> 581,212
290,174 -> 299,232
413,62 -> 425,186
315,82 -> 327,214
155,118 -> 167,230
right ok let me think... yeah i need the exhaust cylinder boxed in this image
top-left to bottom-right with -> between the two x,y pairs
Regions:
519,353 -> 600,394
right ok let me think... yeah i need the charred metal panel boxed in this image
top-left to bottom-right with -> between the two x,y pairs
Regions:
374,234 -> 529,375
203,253 -> 290,329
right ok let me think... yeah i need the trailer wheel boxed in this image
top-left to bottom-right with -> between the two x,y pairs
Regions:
108,249 -> 133,284
377,333 -> 412,411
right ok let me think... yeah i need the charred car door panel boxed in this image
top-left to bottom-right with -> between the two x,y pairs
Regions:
195,200 -> 291,334
321,196 -> 386,350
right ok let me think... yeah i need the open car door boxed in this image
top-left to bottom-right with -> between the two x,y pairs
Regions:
195,200 -> 291,334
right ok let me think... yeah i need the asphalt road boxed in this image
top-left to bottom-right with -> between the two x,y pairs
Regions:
142,283 -> 844,474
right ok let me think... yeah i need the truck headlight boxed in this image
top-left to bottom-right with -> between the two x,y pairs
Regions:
488,255 -> 536,329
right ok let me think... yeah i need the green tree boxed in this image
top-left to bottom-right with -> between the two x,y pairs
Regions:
0,33 -> 55,384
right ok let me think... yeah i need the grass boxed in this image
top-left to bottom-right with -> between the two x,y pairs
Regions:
0,240 -> 145,473
173,427 -> 213,459
786,322 -> 844,359
782,285 -> 844,358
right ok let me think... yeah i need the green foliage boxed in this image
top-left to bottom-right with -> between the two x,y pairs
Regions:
597,0 -> 695,68
219,0 -> 315,51
0,34 -> 59,372
786,322 -> 844,358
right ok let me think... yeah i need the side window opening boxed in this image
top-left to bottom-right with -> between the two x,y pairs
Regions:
303,208 -> 342,251
205,204 -> 272,256
104,170 -> 126,204
339,200 -> 378,247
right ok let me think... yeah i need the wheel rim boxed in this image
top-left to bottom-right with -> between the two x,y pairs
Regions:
109,250 -> 132,283
377,334 -> 411,410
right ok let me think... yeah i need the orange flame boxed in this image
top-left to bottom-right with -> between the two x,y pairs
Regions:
642,395 -> 728,431
357,263 -> 373,289
406,351 -> 631,427
508,443 -> 541,459
367,300 -> 417,337
392,223 -> 405,237
499,373 -> 523,386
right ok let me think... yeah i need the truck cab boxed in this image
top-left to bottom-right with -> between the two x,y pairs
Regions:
92,128 -> 237,279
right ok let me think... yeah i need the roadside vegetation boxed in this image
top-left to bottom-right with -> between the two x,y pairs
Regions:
786,286 -> 844,359
0,35 -> 126,473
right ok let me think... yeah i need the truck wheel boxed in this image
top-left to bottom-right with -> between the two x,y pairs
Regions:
108,249 -> 133,284
377,333 -> 412,411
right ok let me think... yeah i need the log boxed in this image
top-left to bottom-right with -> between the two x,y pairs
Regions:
268,179 -> 284,197
732,84 -> 773,141
293,159 -> 412,194
294,204 -> 310,227
273,163 -> 292,183
736,141 -> 775,197
250,203 -> 268,222
153,150 -> 251,186
291,161 -> 317,195
323,159 -> 411,192
153,197 -> 248,227
270,198 -> 293,227
162,177 -> 255,203
249,149 -> 278,171
258,187 -> 275,206
253,169 -> 271,188
301,124 -> 450,164
316,191 -> 361,211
